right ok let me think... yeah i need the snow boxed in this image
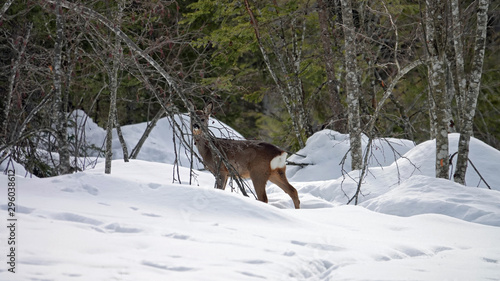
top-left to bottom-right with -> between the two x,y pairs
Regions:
286,130 -> 415,182
68,109 -> 242,170
1,112 -> 500,280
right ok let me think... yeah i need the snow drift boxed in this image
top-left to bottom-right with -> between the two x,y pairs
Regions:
68,109 -> 242,169
1,112 -> 500,280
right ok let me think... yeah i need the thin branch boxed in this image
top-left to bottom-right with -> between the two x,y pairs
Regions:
0,0 -> 15,20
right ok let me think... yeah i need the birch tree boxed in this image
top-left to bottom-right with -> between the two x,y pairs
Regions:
0,0 -> 15,20
53,0 -> 71,175
452,0 -> 489,184
424,0 -> 449,179
340,0 -> 363,171
105,2 -> 125,174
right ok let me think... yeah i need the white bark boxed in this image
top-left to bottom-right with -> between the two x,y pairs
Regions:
454,0 -> 489,184
290,17 -> 313,137
425,0 -> 449,179
105,2 -> 124,174
340,0 -> 362,171
450,0 -> 467,130
53,0 -> 71,175
445,58 -> 456,134
0,0 -> 15,20
112,3 -> 128,163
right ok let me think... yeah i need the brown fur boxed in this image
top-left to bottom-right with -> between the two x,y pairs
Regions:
190,103 -> 300,209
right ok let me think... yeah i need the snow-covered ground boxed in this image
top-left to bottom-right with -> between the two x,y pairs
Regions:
1,113 -> 500,280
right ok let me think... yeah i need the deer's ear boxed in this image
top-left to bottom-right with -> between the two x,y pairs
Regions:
205,102 -> 214,115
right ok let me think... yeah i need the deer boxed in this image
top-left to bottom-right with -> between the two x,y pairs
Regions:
189,102 -> 300,209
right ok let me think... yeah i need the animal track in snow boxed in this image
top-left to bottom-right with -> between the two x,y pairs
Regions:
141,260 -> 195,272
142,212 -> 161,217
291,240 -> 344,252
81,184 -> 99,195
104,223 -> 142,233
163,233 -> 191,240
52,212 -> 102,226
148,183 -> 161,189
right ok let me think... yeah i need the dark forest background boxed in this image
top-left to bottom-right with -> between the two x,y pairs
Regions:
1,0 -> 499,178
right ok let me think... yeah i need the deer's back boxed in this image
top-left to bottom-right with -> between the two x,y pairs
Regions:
201,138 -> 284,177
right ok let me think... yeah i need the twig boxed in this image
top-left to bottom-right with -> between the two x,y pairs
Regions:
286,161 -> 312,167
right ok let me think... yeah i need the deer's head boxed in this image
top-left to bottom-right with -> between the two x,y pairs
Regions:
189,102 -> 213,136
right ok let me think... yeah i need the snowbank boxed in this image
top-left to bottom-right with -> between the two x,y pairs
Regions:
69,109 -> 242,169
2,114 -> 500,280
362,175 -> 500,226
1,160 -> 499,280
286,130 -> 415,182
279,130 -> 500,226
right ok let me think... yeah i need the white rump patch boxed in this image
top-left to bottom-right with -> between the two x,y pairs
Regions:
270,152 -> 287,170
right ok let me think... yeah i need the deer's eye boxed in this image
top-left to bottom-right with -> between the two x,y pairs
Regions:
201,118 -> 205,122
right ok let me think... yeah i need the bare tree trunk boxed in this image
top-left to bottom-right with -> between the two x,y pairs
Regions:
317,0 -> 344,133
340,0 -> 362,171
290,16 -> 313,138
453,0 -> 489,184
450,0 -> 466,130
0,0 -> 15,20
425,0 -> 449,179
105,2 -> 124,174
53,0 -> 71,175
445,57 -> 456,133
104,113 -> 114,173
427,85 -> 437,139
130,106 -> 166,159
114,110 -> 129,162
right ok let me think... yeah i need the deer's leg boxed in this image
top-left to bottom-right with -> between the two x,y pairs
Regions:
215,170 -> 229,190
250,172 -> 268,203
269,168 -> 300,209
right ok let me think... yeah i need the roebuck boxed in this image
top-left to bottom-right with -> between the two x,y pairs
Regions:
190,103 -> 300,209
